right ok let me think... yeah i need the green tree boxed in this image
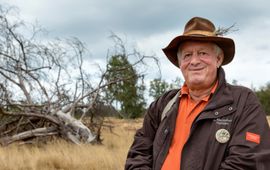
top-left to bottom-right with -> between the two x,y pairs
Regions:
105,54 -> 146,118
149,78 -> 169,100
256,82 -> 270,115
169,77 -> 183,89
149,77 -> 182,100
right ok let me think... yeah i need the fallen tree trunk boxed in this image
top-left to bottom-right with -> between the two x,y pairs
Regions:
0,107 -> 96,146
0,126 -> 58,146
54,110 -> 96,144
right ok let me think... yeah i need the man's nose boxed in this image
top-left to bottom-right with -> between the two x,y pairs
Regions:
189,54 -> 201,64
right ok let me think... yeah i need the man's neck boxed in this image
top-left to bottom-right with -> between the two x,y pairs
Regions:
188,82 -> 216,102
189,88 -> 212,102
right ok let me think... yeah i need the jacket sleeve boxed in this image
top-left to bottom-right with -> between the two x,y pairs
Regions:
125,90 -> 176,170
219,91 -> 270,169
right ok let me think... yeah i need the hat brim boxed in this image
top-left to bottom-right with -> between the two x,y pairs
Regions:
162,35 -> 235,67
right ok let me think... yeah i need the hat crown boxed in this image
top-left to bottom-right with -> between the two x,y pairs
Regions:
184,17 -> 216,35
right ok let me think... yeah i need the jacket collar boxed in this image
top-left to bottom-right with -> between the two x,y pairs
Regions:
203,67 -> 233,111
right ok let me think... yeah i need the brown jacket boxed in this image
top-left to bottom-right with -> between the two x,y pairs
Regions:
125,68 -> 270,170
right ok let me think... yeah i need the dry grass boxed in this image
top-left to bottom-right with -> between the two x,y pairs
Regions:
0,117 -> 269,170
0,117 -> 143,170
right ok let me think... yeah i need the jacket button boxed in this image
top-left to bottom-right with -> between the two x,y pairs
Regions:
228,106 -> 233,111
214,111 -> 219,116
164,129 -> 169,134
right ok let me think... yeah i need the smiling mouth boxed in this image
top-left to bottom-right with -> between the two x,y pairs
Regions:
189,68 -> 204,71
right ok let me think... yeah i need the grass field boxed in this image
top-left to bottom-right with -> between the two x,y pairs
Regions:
0,117 -> 269,170
0,118 -> 143,170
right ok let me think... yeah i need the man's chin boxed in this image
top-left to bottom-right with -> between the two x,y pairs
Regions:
189,78 -> 204,85
186,79 -> 205,88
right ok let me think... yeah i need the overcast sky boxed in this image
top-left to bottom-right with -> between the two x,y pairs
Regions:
1,0 -> 270,89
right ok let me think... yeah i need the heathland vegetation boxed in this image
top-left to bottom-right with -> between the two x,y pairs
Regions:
0,117 -> 142,170
1,117 -> 270,170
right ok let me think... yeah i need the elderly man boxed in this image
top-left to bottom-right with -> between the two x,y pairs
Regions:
125,17 -> 270,170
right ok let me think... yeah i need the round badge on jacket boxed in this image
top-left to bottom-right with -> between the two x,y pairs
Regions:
215,129 -> 230,143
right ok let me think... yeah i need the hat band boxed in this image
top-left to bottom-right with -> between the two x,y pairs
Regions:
184,30 -> 216,36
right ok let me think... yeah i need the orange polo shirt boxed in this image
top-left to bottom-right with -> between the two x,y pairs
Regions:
162,81 -> 218,170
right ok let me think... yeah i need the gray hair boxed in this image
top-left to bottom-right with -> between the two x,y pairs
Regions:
213,44 -> 223,56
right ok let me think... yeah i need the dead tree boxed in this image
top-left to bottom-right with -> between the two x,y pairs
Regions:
0,6 -> 98,145
0,6 -> 159,146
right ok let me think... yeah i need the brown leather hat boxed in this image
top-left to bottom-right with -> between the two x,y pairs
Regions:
162,17 -> 235,67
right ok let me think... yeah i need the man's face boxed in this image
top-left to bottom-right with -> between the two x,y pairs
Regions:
178,41 -> 224,90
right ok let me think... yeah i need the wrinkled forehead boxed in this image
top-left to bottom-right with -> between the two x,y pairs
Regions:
178,41 -> 217,52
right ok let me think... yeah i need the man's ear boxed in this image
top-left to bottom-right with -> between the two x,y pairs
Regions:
217,52 -> 224,67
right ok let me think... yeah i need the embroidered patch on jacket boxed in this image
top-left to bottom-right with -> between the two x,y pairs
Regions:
246,132 -> 260,144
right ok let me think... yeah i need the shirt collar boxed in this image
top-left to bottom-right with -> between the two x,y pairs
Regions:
180,80 -> 218,102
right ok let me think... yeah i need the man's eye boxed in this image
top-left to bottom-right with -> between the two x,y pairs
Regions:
183,54 -> 191,60
198,52 -> 207,55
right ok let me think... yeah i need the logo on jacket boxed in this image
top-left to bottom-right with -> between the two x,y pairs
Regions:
213,118 -> 232,125
215,129 -> 230,143
246,132 -> 260,144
